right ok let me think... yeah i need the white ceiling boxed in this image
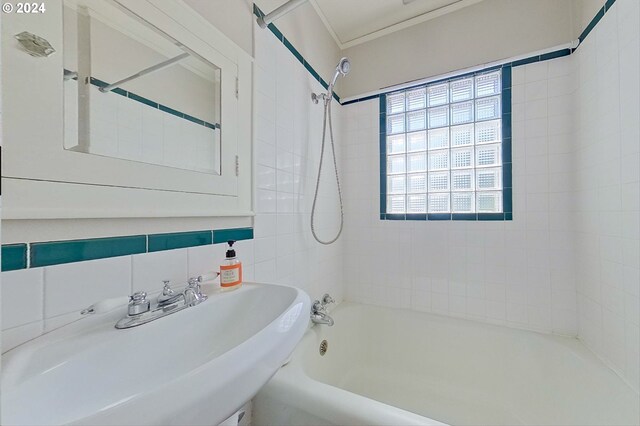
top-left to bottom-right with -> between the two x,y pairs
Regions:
309,0 -> 483,48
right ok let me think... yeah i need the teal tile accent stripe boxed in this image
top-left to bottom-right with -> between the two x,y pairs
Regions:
341,94 -> 379,106
252,4 -> 340,103
148,230 -> 212,252
2,227 -> 254,271
213,227 -> 254,244
2,244 -> 27,272
31,236 -> 146,268
578,6 -> 605,44
79,74 -> 220,130
379,95 -> 387,215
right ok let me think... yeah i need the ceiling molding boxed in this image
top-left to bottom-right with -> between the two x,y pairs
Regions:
310,0 -> 484,50
308,0 -> 343,49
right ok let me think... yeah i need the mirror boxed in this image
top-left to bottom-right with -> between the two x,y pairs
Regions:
62,0 -> 222,175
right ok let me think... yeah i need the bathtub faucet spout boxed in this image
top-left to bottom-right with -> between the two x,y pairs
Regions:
310,300 -> 334,326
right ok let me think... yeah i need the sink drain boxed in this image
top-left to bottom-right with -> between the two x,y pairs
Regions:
319,339 -> 328,356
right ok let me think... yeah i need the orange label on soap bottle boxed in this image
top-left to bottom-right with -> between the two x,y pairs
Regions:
220,262 -> 242,287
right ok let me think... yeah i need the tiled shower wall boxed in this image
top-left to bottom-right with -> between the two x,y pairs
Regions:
573,0 -> 639,391
252,20 -> 345,304
0,19 -> 346,353
341,0 -> 639,391
342,55 -> 577,336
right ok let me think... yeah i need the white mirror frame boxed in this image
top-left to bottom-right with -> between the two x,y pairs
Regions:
1,0 -> 253,219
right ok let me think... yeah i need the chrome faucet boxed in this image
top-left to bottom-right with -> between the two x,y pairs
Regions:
157,280 -> 183,307
310,293 -> 335,326
115,278 -> 209,329
184,277 -> 208,306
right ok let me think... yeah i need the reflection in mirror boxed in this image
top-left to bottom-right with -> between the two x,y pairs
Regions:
63,0 -> 221,175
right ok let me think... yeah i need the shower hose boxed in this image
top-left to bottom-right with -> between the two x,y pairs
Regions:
310,96 -> 344,245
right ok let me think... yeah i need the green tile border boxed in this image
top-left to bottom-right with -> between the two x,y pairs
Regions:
2,227 -> 254,271
2,244 -> 27,272
148,230 -> 212,252
578,6 -> 605,45
213,227 -> 254,244
31,236 -> 146,268
69,73 -> 220,130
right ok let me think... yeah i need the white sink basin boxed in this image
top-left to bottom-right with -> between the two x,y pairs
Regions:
1,282 -> 310,426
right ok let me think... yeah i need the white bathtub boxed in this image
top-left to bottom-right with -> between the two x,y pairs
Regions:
253,302 -> 639,426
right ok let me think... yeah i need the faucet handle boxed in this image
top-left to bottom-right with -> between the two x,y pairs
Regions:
161,280 -> 174,296
131,291 -> 147,302
187,276 -> 207,297
128,291 -> 150,316
321,293 -> 335,306
185,277 -> 208,306
312,300 -> 325,314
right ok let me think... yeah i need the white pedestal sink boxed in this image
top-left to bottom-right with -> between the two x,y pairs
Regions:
1,282 -> 310,426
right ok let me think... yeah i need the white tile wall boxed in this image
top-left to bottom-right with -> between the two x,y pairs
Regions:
340,56 -> 578,336
339,0 -> 639,392
1,268 -> 43,329
44,256 -> 132,318
132,249 -> 188,293
251,20 -> 345,304
0,243 -> 256,352
573,0 -> 640,392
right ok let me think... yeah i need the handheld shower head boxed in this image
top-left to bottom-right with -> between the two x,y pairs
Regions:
328,57 -> 351,95
337,57 -> 351,75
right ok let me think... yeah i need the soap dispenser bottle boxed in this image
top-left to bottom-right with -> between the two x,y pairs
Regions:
220,240 -> 242,291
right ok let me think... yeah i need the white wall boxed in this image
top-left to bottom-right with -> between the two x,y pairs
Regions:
573,0 -> 639,391
340,56 -> 578,336
340,0 -> 575,99
184,0 -> 254,57
573,0 -> 608,38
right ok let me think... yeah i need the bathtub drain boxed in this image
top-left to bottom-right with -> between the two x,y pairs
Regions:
319,339 -> 328,356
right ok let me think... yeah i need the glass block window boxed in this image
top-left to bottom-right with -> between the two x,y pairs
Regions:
382,67 -> 510,218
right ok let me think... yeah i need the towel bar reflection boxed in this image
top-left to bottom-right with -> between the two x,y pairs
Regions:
98,52 -> 189,93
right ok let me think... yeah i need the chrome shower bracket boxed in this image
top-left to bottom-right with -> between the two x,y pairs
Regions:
311,92 -> 328,104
